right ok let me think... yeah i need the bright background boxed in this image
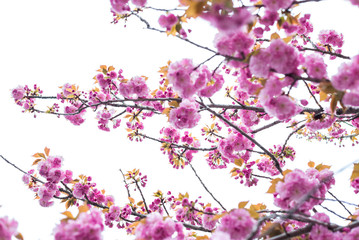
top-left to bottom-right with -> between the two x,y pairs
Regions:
0,0 -> 359,239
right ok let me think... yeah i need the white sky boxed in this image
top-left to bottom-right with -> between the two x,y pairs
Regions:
1,0 -> 359,239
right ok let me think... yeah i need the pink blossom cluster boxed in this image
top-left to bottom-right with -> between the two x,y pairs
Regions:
297,14 -> 313,35
53,210 -> 104,240
111,0 -> 146,13
96,108 -> 121,131
303,53 -> 328,79
127,121 -> 145,141
257,145 -> 295,176
26,155 -> 73,207
218,132 -> 253,163
232,160 -> 259,187
256,75 -> 302,121
60,83 -> 80,98
11,85 -> 42,111
119,76 -> 149,99
202,207 -> 219,230
318,30 -> 344,48
250,39 -> 300,78
206,149 -> 229,169
306,114 -> 336,131
169,99 -> 201,129
202,5 -> 252,31
344,228 -> 359,240
160,127 -> 200,168
174,197 -> 208,226
263,95 -> 302,121
211,209 -> 256,240
350,0 -> 359,7
274,168 -> 335,213
236,69 -> 262,96
331,55 -> 359,106
214,30 -> 254,64
167,59 -> 224,98
96,71 -> 120,91
135,212 -> 184,240
111,0 -> 130,13
238,110 -> 259,127
73,182 -> 92,199
64,103 -> 86,126
0,216 -> 18,240
310,212 -> 343,240
259,10 -> 278,29
262,0 -> 294,11
104,204 -> 132,228
351,177 -> 359,194
11,86 -> 25,104
158,14 -> 177,31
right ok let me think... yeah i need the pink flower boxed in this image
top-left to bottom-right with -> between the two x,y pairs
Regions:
267,39 -> 299,74
259,10 -> 278,27
61,83 -> 78,97
202,207 -> 218,230
262,0 -> 294,11
274,168 -> 334,213
344,228 -> 359,240
249,49 -> 271,78
263,95 -> 301,120
48,156 -> 63,168
0,216 -> 18,240
11,86 -> 25,101
259,75 -> 284,101
119,82 -> 133,98
130,76 -> 149,98
47,168 -> 64,183
310,213 -> 337,240
111,0 -> 130,13
135,212 -> 183,240
306,115 -> 336,131
158,14 -> 177,31
203,7 -> 252,31
343,92 -> 359,107
253,27 -> 264,38
73,183 -> 90,199
54,210 -> 104,240
131,0 -> 146,7
169,99 -> 200,129
119,77 -> 149,99
198,72 -> 224,98
319,30 -> 344,48
350,0 -> 359,7
332,55 -> 359,91
303,54 -> 328,79
274,169 -> 318,211
214,30 -> 254,57
167,59 -> 196,98
64,105 -> 86,126
214,209 -> 256,240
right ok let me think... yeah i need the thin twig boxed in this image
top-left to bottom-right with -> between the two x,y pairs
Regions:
303,80 -> 323,110
134,180 -> 150,214
251,120 -> 282,134
188,162 -> 227,211
328,191 -> 352,216
198,100 -> 283,175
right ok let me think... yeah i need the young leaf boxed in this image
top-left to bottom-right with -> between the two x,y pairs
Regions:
238,201 -> 249,209
44,147 -> 50,156
15,233 -> 24,240
61,211 -> 75,220
351,163 -> 359,182
128,197 -> 135,204
308,161 -> 315,168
